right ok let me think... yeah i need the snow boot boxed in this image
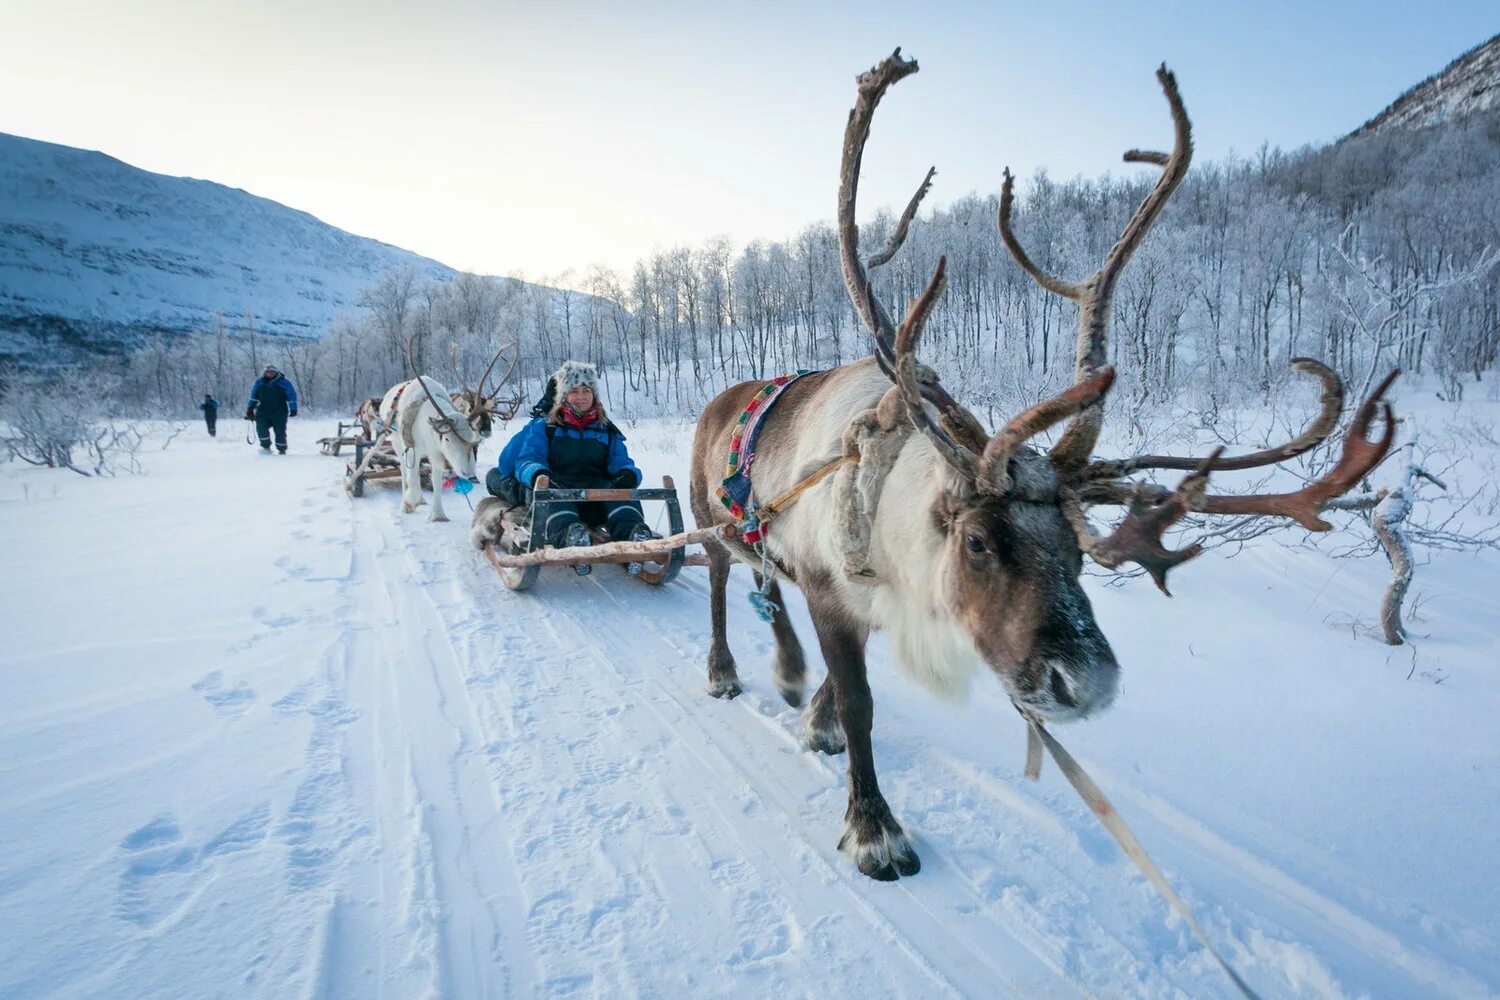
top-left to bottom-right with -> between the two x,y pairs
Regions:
564,521 -> 592,577
624,523 -> 655,577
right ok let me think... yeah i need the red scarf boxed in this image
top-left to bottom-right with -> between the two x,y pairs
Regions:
559,403 -> 600,430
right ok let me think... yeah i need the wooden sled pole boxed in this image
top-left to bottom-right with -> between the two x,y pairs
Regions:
487,523 -> 734,569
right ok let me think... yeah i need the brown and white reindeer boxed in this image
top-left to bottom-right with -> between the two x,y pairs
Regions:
355,397 -> 383,439
688,51 -> 1397,881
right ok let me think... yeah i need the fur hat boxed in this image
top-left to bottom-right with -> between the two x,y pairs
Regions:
552,360 -> 598,395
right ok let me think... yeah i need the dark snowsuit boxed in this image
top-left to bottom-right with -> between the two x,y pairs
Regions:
199,396 -> 218,437
247,374 -> 297,453
504,410 -> 645,546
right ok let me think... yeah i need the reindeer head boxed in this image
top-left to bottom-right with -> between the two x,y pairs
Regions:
840,52 -> 1397,722
413,376 -> 483,484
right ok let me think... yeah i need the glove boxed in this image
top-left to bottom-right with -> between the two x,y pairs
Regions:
611,469 -> 639,489
289,409 -> 298,418
244,408 -> 255,420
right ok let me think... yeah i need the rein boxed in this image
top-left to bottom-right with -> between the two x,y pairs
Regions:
1018,709 -> 1263,999
759,456 -> 856,521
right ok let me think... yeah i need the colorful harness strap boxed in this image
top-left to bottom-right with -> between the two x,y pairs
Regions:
715,371 -> 814,544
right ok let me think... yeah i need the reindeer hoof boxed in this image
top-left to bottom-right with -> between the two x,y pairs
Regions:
801,697 -> 845,754
838,802 -> 920,881
402,502 -> 418,513
803,723 -> 846,756
707,677 -> 743,699
430,512 -> 449,523
776,682 -> 804,709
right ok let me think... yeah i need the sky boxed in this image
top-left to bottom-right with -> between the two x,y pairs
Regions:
1,1 -> 1495,283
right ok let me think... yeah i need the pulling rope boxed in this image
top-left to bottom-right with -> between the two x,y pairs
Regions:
1018,709 -> 1263,999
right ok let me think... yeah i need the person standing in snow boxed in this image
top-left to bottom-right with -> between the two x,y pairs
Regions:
198,393 -> 219,437
492,361 -> 652,575
245,365 -> 297,454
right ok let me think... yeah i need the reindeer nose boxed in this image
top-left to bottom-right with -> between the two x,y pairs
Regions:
1021,650 -> 1118,722
1048,667 -> 1077,709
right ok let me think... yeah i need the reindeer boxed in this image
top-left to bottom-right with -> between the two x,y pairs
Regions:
355,397 -> 383,439
379,375 -> 485,523
688,51 -> 1396,881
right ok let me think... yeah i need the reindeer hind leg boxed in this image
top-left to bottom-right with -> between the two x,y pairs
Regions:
801,675 -> 845,754
755,573 -> 806,707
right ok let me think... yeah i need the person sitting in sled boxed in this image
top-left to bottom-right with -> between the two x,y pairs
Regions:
489,361 -> 652,574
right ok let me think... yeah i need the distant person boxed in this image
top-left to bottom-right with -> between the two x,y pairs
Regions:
490,361 -> 651,575
245,364 -> 298,454
198,393 -> 218,437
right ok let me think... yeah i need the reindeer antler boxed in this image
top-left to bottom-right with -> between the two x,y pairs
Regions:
978,368 -> 1117,495
449,342 -> 473,396
1070,372 -> 1399,590
999,64 -> 1193,472
837,51 -> 992,476
1090,359 -> 1343,477
477,341 -> 518,399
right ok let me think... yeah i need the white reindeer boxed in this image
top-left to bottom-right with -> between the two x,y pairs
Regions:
378,375 -> 483,523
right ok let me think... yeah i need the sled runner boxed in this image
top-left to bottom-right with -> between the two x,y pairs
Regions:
478,475 -> 725,591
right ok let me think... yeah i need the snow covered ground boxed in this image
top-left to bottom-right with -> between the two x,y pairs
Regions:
1,408 -> 1497,999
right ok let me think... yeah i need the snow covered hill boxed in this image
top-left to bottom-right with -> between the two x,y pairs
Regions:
2,405 -> 1497,999
0,133 -> 458,364
1350,32 -> 1500,138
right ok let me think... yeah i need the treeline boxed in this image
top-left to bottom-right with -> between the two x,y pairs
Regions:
60,109 -> 1500,425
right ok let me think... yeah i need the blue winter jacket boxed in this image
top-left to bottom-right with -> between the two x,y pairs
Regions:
504,414 -> 640,489
247,375 -> 298,417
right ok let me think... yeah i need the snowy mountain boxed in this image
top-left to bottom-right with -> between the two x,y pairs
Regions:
0,133 -> 458,364
1349,31 -> 1500,137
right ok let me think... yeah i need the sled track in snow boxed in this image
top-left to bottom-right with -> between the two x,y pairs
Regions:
342,490 -> 1499,1000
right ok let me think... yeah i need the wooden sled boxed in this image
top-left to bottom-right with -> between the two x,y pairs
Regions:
318,420 -> 368,456
481,474 -> 723,591
345,433 -> 430,497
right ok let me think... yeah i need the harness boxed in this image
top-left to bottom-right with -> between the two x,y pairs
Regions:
715,371 -> 817,544
373,382 -> 409,440
714,371 -> 859,621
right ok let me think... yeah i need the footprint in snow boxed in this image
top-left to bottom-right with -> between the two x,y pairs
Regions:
115,806 -> 270,928
193,672 -> 256,719
251,605 -> 300,628
116,815 -> 196,928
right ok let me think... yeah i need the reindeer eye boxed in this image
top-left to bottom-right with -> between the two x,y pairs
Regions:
966,534 -> 987,554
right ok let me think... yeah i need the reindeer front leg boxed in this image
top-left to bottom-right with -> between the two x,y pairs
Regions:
426,446 -> 447,524
704,540 -> 742,698
804,575 -> 919,881
427,447 -> 448,523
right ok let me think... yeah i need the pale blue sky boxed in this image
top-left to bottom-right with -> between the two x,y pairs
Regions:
1,1 -> 1494,280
